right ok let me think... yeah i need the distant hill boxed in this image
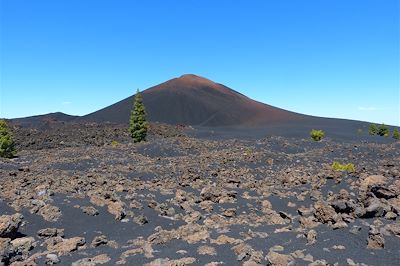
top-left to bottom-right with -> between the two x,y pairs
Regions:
8,112 -> 78,128
80,74 -> 306,126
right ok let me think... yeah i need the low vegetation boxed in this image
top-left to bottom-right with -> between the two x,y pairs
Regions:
368,123 -> 378,135
0,119 -> 16,158
331,161 -> 355,172
377,124 -> 390,137
310,129 -> 325,141
369,123 -> 390,137
129,90 -> 148,143
393,128 -> 400,140
111,140 -> 120,147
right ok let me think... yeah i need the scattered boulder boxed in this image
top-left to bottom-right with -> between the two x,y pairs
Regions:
0,214 -> 23,238
211,235 -> 242,245
360,175 -> 386,191
129,200 -> 143,210
232,243 -> 253,261
299,216 -> 319,229
306,230 -> 317,245
309,259 -> 329,266
175,189 -> 188,203
200,185 -> 236,203
222,208 -> 236,218
71,254 -> 111,266
297,207 -> 313,217
37,228 -> 64,239
384,223 -> 400,237
0,237 -> 13,265
330,199 -> 355,214
89,195 -> 125,220
269,245 -> 284,252
332,220 -> 348,229
388,198 -> 400,214
45,253 -> 60,265
134,214 -> 148,225
261,200 -> 273,212
91,235 -> 108,247
313,201 -> 337,224
179,224 -> 210,244
145,257 -> 196,266
384,211 -> 397,220
367,226 -> 385,249
265,251 -> 293,266
362,197 -> 390,218
367,234 -> 385,249
47,237 -> 86,255
332,245 -> 345,250
197,245 -> 217,256
38,205 -> 62,222
81,206 -> 99,216
148,230 -> 174,245
107,201 -> 126,220
370,186 -> 397,199
10,237 -> 35,261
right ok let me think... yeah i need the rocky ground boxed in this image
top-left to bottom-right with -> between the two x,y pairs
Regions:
1,123 -> 399,265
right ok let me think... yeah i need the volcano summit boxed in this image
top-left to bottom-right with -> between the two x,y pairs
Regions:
81,74 -> 304,126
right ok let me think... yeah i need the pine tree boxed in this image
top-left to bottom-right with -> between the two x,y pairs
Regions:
368,123 -> 378,135
129,90 -> 148,142
0,120 -> 16,158
393,128 -> 400,140
377,123 -> 389,137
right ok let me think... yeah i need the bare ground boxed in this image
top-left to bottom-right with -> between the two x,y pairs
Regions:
1,123 -> 399,265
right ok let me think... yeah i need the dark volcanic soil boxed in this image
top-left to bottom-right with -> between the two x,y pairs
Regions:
1,123 -> 399,266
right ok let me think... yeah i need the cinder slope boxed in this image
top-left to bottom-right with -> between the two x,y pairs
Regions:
81,74 -> 305,126
8,112 -> 78,128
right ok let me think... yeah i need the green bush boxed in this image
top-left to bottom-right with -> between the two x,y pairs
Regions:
129,89 -> 148,143
393,128 -> 400,140
369,123 -> 390,137
310,129 -> 325,141
332,161 -> 355,173
0,120 -> 16,158
377,124 -> 389,137
368,123 -> 378,135
111,140 -> 120,146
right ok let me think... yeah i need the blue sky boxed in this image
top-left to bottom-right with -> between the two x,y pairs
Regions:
1,0 -> 399,125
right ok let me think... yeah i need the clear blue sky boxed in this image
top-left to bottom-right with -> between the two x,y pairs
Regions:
1,0 -> 399,125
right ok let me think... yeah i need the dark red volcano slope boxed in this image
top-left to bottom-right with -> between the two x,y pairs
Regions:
9,112 -> 78,128
81,74 -> 305,126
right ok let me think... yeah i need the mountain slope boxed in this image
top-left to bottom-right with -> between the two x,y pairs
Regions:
8,112 -> 78,128
81,74 -> 305,126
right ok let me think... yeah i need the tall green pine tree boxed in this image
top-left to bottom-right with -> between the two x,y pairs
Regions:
129,90 -> 148,142
0,120 -> 16,158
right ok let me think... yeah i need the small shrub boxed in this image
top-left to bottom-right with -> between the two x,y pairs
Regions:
111,140 -> 120,147
369,123 -> 390,137
357,128 -> 363,135
332,161 -> 355,173
310,129 -> 325,141
393,128 -> 400,140
377,124 -> 389,137
245,147 -> 253,155
0,120 -> 16,158
368,123 -> 378,135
